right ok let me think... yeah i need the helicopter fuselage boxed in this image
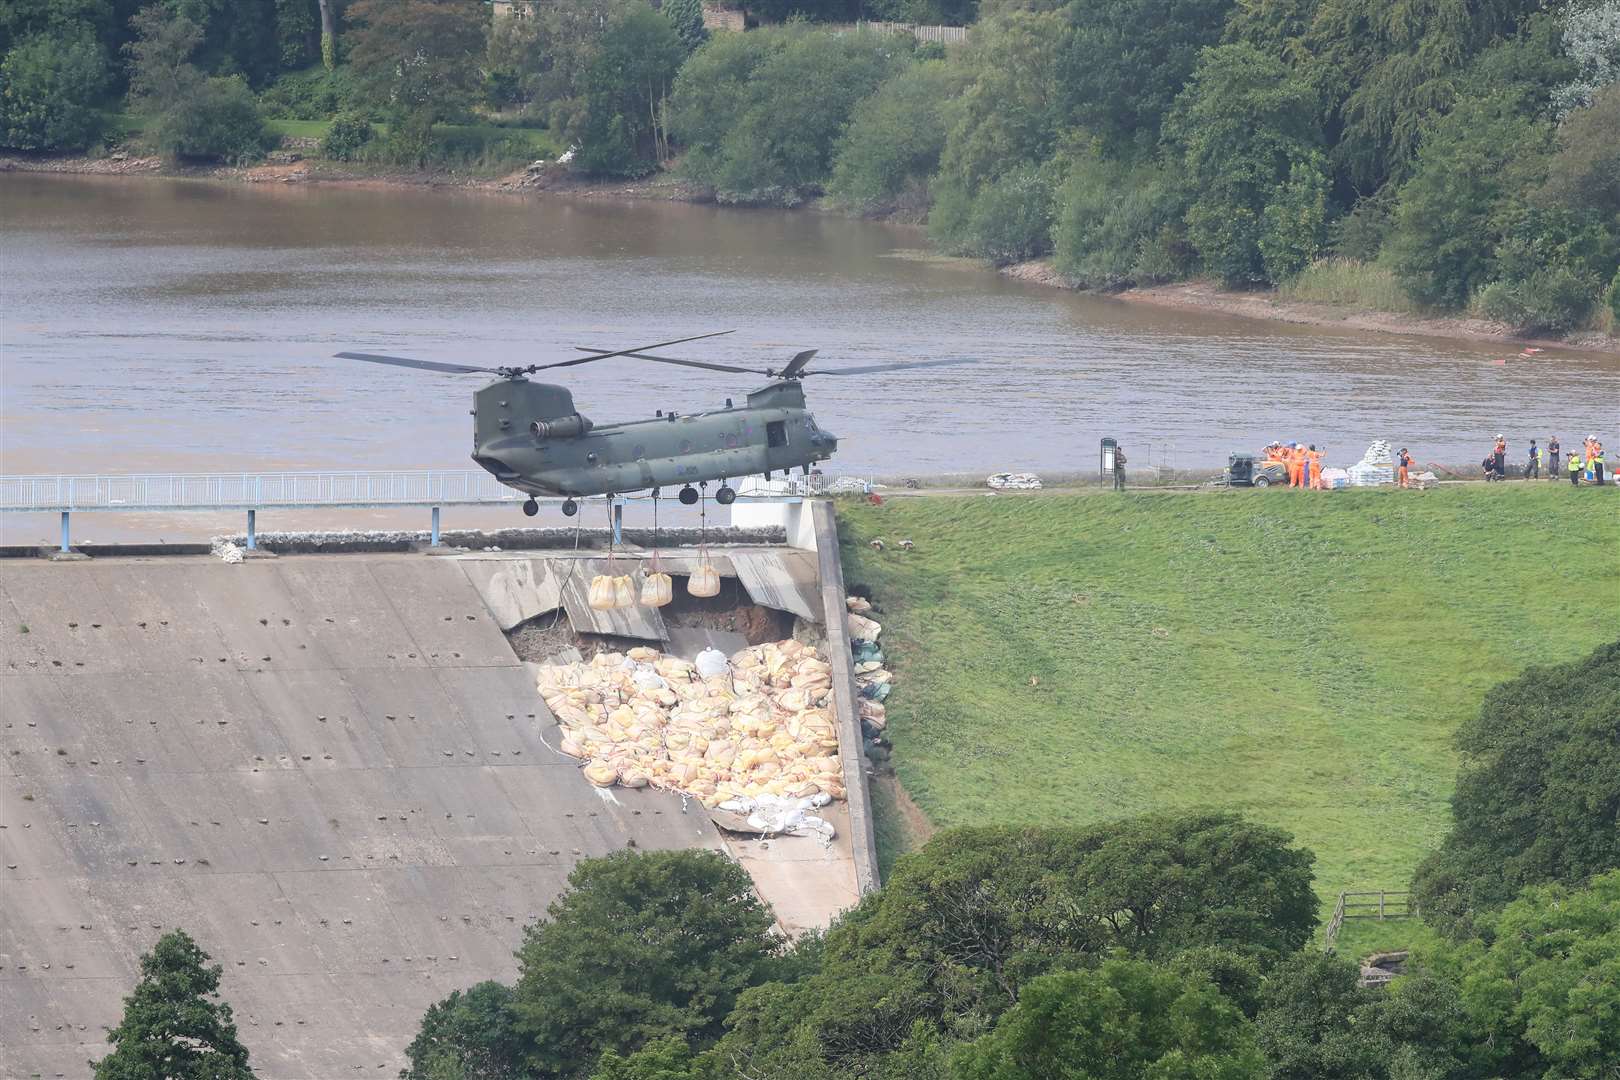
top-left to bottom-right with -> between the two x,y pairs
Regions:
470,376 -> 838,498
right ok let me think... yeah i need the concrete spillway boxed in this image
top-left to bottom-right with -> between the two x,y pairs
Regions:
1,551 -> 808,1079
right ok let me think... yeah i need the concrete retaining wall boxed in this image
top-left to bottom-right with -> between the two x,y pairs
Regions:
811,501 -> 882,895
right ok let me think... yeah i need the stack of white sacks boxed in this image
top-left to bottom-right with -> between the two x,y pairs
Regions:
538,641 -> 846,809
1347,439 -> 1397,487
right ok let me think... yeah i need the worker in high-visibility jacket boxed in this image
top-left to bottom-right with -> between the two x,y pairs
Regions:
1397,448 -> 1412,488
1288,443 -> 1303,487
1594,445 -> 1607,485
1569,452 -> 1583,486
1307,445 -> 1324,489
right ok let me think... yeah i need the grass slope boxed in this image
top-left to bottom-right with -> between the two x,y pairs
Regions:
838,486 -> 1619,927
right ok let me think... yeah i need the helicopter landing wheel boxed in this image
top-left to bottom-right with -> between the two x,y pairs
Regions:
715,484 -> 736,505
678,486 -> 699,505
560,498 -> 579,517
521,498 -> 539,517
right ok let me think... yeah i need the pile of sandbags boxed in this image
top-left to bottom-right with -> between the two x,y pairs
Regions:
586,569 -> 692,609
987,472 -> 1043,490
1347,440 -> 1397,487
537,640 -> 845,808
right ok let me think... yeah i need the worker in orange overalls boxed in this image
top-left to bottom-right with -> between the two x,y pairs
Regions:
1307,445 -> 1324,489
1397,447 -> 1412,488
1286,443 -> 1302,487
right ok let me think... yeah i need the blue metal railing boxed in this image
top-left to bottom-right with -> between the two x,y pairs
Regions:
0,470 -> 520,512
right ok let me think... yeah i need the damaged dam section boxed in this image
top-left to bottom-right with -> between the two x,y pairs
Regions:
0,507 -> 874,1080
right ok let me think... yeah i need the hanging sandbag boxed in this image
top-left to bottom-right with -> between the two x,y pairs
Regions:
640,571 -> 674,607
612,575 -> 637,609
688,563 -> 721,598
588,575 -> 617,610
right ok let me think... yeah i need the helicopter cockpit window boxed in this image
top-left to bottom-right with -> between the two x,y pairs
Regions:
767,420 -> 788,448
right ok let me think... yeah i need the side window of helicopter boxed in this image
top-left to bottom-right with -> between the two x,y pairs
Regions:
766,421 -> 788,448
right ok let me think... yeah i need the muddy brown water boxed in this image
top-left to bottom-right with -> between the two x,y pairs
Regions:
3,172 -> 1617,541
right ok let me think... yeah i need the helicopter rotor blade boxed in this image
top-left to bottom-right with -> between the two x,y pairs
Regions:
809,357 -> 978,376
571,347 -> 773,376
778,349 -> 819,379
535,330 -> 738,371
335,351 -> 500,375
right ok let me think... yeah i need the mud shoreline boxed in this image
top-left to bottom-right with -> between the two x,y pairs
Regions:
1001,259 -> 1620,355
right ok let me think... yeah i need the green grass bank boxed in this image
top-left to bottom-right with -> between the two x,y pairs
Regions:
838,485 -> 1620,933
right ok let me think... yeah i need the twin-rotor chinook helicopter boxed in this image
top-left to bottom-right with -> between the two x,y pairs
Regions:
336,331 -> 972,517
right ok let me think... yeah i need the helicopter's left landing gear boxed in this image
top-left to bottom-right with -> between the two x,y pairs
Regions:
521,499 -> 539,517
678,485 -> 699,505
560,498 -> 579,517
715,483 -> 736,505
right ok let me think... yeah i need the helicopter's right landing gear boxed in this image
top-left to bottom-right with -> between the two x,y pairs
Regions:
521,498 -> 539,517
560,498 -> 579,517
678,485 -> 699,505
715,484 -> 736,505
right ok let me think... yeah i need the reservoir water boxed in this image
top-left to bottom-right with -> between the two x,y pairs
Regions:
4,172 -> 1617,487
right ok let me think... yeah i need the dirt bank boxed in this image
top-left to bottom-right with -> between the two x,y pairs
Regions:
1001,260 -> 1620,355
0,147 -> 710,202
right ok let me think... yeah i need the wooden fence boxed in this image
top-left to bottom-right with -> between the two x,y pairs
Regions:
1324,890 -> 1416,949
826,20 -> 970,43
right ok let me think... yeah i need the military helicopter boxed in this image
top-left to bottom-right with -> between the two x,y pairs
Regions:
336,331 -> 972,517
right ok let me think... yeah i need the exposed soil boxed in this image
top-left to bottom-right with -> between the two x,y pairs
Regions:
1001,260 -> 1620,355
504,574 -> 796,665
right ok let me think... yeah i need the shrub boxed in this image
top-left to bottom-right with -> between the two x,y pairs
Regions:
955,164 -> 1058,266
1260,162 -> 1330,283
828,60 -> 965,215
258,65 -> 361,121
319,110 -> 373,160
1052,154 -> 1186,287
0,33 -> 107,151
1475,266 -> 1600,334
152,75 -> 271,164
1607,267 -> 1620,323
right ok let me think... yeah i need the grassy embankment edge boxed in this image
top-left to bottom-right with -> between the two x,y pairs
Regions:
836,485 -> 1620,952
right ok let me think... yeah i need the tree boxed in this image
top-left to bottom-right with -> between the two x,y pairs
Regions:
1540,82 -> 1620,218
1446,870 -> 1620,1080
1551,0 -> 1620,117
0,31 -> 107,150
591,1035 -> 706,1080
1053,152 -> 1188,287
662,0 -> 707,54
401,981 -> 526,1080
126,4 -> 205,113
1056,0 -> 1234,157
1165,43 -> 1326,286
668,26 -> 907,205
829,60 -> 967,215
510,849 -> 781,1077
951,956 -> 1266,1080
1253,950 -> 1384,1080
1254,950 -> 1479,1080
93,929 -> 253,1080
346,0 -> 486,132
574,5 -> 684,177
1411,640 -> 1620,938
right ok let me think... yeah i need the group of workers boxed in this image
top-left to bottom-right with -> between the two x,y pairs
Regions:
1262,442 -> 1325,488
1488,434 -> 1608,485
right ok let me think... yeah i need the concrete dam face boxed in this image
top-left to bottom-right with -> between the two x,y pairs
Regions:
0,553 -> 753,1079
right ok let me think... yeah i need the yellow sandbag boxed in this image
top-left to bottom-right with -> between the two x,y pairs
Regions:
612,575 -> 637,609
627,645 -> 659,662
620,768 -> 650,789
640,572 -> 673,608
583,761 -> 618,787
777,689 -> 810,713
558,736 -> 585,759
688,563 -> 721,598
847,613 -> 881,641
588,575 -> 617,610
